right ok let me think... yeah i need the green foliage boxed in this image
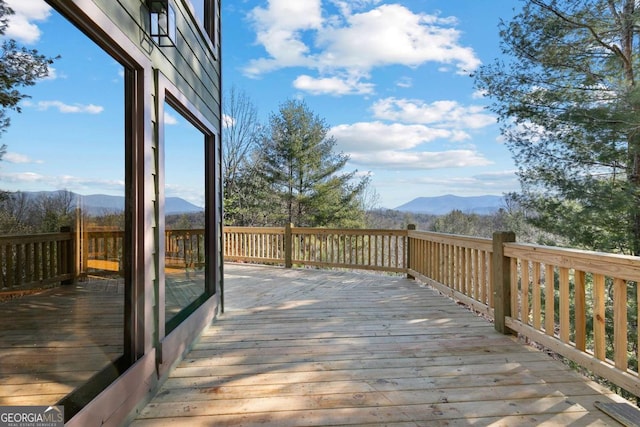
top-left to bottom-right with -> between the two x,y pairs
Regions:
0,1 -> 58,229
0,0 -> 58,137
165,212 -> 204,229
225,99 -> 369,228
474,0 -> 640,254
0,190 -> 77,234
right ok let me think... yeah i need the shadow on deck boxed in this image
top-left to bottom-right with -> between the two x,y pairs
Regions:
132,264 -> 631,426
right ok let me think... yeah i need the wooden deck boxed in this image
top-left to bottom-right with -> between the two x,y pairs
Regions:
132,264 -> 633,426
0,275 -> 125,406
0,270 -> 203,407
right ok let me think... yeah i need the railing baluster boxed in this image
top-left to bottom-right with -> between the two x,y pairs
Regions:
559,267 -> 570,343
593,273 -> 606,360
521,259 -> 530,325
532,261 -> 541,329
545,264 -> 555,337
614,277 -> 628,370
574,270 -> 586,351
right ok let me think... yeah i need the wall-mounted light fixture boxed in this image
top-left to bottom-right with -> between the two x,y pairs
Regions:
148,0 -> 176,47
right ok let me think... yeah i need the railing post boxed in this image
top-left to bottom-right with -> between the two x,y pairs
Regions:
285,223 -> 293,268
406,224 -> 416,279
60,226 -> 75,285
493,231 -> 515,335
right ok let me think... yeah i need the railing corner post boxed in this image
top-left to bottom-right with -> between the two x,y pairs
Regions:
285,223 -> 293,268
493,231 -> 515,335
406,224 -> 416,279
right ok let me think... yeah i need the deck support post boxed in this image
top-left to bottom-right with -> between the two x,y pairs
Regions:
406,224 -> 416,279
285,223 -> 293,268
493,231 -> 515,335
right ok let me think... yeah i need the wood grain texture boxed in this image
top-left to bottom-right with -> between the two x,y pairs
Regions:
132,263 -> 628,426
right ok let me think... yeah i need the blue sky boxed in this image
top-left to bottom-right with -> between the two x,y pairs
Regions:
1,0 -> 523,209
222,0 -> 522,208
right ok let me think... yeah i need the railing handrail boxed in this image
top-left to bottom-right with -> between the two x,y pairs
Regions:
0,231 -> 74,243
504,241 -> 640,282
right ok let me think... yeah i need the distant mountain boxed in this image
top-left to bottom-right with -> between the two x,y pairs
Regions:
80,195 -> 202,214
165,197 -> 203,215
80,194 -> 124,212
16,191 -> 202,215
394,194 -> 505,215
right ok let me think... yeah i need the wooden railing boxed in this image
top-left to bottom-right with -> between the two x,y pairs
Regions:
165,228 -> 205,269
0,231 -> 74,293
84,228 -> 124,272
407,230 -> 494,317
224,226 -> 285,264
3,224 -> 640,399
502,239 -> 640,397
224,225 -> 407,273
407,229 -> 640,399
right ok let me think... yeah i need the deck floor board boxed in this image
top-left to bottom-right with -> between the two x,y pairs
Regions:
132,264 -> 629,426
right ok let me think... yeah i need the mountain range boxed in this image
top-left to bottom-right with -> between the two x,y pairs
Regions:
21,191 -> 503,216
394,194 -> 505,215
18,191 -> 203,215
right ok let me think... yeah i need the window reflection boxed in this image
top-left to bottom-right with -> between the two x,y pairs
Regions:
188,0 -> 205,30
0,5 -> 126,409
163,102 -> 206,325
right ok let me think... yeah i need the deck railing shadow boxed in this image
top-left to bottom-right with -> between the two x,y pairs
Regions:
1,224 -> 639,401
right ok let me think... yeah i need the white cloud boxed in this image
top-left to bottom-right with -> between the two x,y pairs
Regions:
244,2 -> 480,94
329,0 -> 382,16
0,171 -> 44,183
372,98 -> 496,129
164,111 -> 179,125
396,77 -> 413,88
4,0 -> 52,44
222,114 -> 235,128
316,5 -> 479,74
331,121 -> 462,152
329,120 -> 495,171
0,171 -> 125,193
472,89 -> 487,99
246,0 -> 322,74
27,100 -> 103,114
293,74 -> 375,95
350,149 -> 492,169
4,152 -> 42,164
408,170 -> 519,194
44,67 -> 58,80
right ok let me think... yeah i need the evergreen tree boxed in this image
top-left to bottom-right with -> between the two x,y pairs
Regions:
0,1 -> 56,206
0,1 -> 57,136
475,0 -> 640,254
258,100 -> 368,227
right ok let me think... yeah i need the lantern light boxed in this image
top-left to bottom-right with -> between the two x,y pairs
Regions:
148,0 -> 176,47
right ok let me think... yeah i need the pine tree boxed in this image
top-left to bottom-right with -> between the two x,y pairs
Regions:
258,100 -> 368,227
475,0 -> 640,254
